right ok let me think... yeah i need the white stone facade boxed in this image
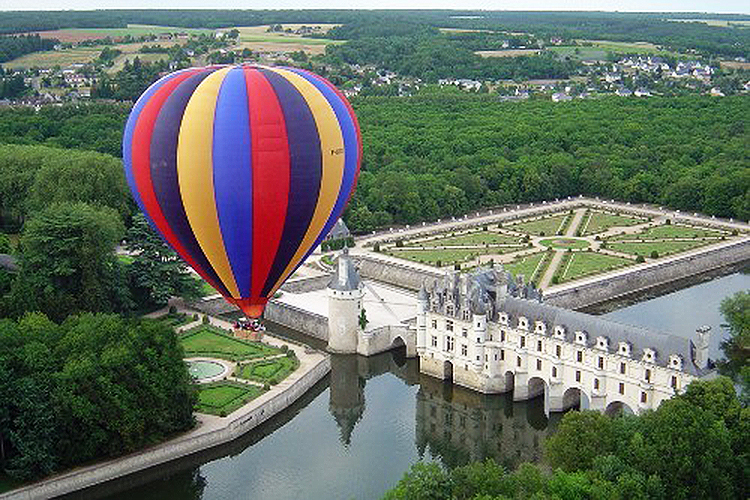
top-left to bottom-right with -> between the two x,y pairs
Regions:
416,269 -> 709,415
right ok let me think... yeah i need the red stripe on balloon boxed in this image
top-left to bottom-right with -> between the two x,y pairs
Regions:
131,68 -> 225,293
244,67 -> 291,300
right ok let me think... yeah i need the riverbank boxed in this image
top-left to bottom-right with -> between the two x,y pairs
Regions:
0,332 -> 330,500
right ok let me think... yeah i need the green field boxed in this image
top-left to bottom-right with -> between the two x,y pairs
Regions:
610,224 -> 724,240
539,237 -> 590,250
180,326 -> 280,361
606,239 -> 709,257
509,214 -> 569,236
237,356 -> 299,384
581,211 -> 644,235
3,47 -> 101,69
412,231 -> 523,247
548,40 -> 675,60
504,252 -> 548,282
195,381 -> 264,416
559,252 -> 633,283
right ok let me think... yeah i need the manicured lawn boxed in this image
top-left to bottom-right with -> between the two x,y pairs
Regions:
606,239 -> 709,257
559,252 -> 633,282
195,381 -> 265,416
508,214 -> 569,236
504,252 -> 548,282
236,355 -> 299,384
580,211 -> 644,235
610,224 -> 725,240
414,231 -> 522,247
180,326 -> 280,361
388,246 -> 525,266
539,237 -> 590,250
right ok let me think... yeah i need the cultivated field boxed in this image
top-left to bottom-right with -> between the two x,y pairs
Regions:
3,47 -> 101,68
475,49 -> 541,58
27,24 -> 212,42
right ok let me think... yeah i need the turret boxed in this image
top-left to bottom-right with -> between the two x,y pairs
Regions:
327,248 -> 364,353
416,282 -> 429,351
694,325 -> 711,370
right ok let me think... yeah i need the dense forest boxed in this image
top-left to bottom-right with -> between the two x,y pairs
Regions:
0,34 -> 57,63
347,92 -> 749,230
0,313 -> 195,480
0,10 -> 747,57
0,93 -> 747,233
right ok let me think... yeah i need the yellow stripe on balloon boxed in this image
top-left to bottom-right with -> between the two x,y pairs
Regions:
266,66 -> 345,291
176,67 -> 240,298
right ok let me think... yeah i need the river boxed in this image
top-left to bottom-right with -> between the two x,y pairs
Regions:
80,271 -> 748,500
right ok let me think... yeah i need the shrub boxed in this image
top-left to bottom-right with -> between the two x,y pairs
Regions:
281,344 -> 289,352
286,350 -> 296,358
219,410 -> 226,418
269,377 -> 278,385
436,260 -> 442,267
395,239 -> 404,248
551,276 -> 559,284
636,255 -> 645,263
539,231 -> 545,236
575,230 -> 581,236
650,250 -> 659,259
263,383 -> 270,391
731,229 -> 738,236
168,305 -> 177,314
202,315 -> 210,325
373,242 -> 381,252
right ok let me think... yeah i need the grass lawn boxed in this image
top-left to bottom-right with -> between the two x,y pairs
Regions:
195,381 -> 264,416
180,326 -> 280,361
559,252 -> 633,283
539,238 -> 590,250
158,311 -> 194,328
504,252 -> 547,282
413,231 -> 522,247
610,224 -> 725,240
236,355 -> 299,384
606,239 -> 709,257
508,214 -> 569,237
581,211 -> 644,235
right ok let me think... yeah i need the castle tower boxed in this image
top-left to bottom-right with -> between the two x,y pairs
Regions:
327,248 -> 364,353
328,354 -> 365,445
416,282 -> 429,353
694,325 -> 711,370
472,296 -> 488,369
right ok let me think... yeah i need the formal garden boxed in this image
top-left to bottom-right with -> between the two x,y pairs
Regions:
195,381 -> 266,417
180,325 -> 282,361
373,205 -> 744,289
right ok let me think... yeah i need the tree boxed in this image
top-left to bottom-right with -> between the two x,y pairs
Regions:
358,307 -> 368,330
6,202 -> 128,321
718,291 -> 750,389
125,213 -> 202,309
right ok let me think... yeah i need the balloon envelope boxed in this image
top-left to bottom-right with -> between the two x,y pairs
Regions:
123,65 -> 361,318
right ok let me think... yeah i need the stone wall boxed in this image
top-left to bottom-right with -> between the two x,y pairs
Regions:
264,300 -> 329,341
545,239 -> 750,310
280,274 -> 330,293
354,255 -> 442,291
2,356 -> 331,500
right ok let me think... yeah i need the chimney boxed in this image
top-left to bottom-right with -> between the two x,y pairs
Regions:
694,325 -> 711,370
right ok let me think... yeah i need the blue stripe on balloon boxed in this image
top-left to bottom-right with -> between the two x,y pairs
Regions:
286,68 -> 359,254
257,68 -> 322,297
212,67 -> 253,297
149,69 -> 230,297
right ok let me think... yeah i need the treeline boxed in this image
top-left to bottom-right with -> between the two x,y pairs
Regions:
345,92 -> 749,232
0,34 -> 57,63
385,378 -> 748,500
0,313 -> 195,480
325,32 -> 579,82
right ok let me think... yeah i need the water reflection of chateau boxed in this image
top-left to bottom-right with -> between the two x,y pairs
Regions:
327,351 -> 556,468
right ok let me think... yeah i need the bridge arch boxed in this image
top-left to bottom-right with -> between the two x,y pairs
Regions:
504,370 -> 515,394
562,387 -> 590,411
528,376 -> 550,416
605,400 -> 634,417
443,360 -> 454,382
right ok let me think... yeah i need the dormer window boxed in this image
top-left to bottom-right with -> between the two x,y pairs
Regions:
554,326 -> 566,340
669,355 -> 683,371
575,331 -> 587,345
596,336 -> 609,351
642,348 -> 656,363
618,342 -> 631,357
534,321 -> 546,335
518,317 -> 529,330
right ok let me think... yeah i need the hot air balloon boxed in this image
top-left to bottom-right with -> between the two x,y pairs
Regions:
123,65 -> 361,319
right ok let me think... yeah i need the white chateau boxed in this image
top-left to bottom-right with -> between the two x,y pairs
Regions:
325,253 -> 712,415
415,269 -> 712,415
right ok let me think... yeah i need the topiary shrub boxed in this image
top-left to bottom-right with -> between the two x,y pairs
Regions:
202,315 -> 210,325
269,377 -> 278,385
219,410 -> 227,418
281,344 -> 289,352
539,231 -> 545,236
373,242 -> 381,252
436,260 -> 442,267
286,350 -> 296,359
169,305 -> 177,314
636,255 -> 645,263
263,383 -> 270,391
395,239 -> 404,248
650,250 -> 659,259
193,313 -> 199,321
551,276 -> 559,284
